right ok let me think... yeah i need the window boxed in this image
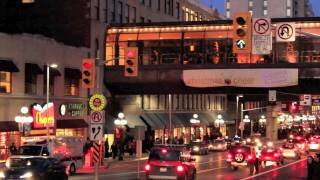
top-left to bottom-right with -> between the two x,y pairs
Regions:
0,71 -> 11,93
140,16 -> 145,23
263,10 -> 268,16
140,0 -> 145,5
25,68 -> 37,94
111,0 -> 116,22
118,1 -> 123,23
95,0 -> 100,20
105,0 -> 108,23
157,0 -> 161,11
226,2 -> 230,9
148,0 -> 152,8
226,10 -> 230,18
249,1 -> 253,7
176,2 -> 180,19
125,4 -> 130,23
64,78 -> 79,96
132,7 -> 136,23
263,0 -> 268,7
287,0 -> 291,7
287,8 -> 291,16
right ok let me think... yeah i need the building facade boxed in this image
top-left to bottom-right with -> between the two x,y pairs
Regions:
225,0 -> 314,19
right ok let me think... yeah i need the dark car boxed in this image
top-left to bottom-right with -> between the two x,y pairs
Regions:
145,144 -> 196,180
226,145 -> 258,174
190,141 -> 209,155
208,139 -> 227,151
1,156 -> 68,180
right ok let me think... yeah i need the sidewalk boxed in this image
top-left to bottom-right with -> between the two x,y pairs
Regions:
76,153 -> 149,174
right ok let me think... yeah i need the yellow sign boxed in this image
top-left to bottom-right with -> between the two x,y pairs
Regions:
89,94 -> 107,111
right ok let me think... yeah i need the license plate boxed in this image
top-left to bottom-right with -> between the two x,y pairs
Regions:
160,167 -> 167,172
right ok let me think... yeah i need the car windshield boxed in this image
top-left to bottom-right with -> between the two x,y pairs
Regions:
283,144 -> 295,149
19,146 -> 42,156
8,158 -> 45,168
149,149 -> 181,161
214,140 -> 225,143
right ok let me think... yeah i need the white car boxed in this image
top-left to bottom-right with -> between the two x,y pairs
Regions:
280,143 -> 302,160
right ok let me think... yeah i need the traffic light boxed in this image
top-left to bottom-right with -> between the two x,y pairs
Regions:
233,12 -> 252,54
81,58 -> 95,89
289,101 -> 299,113
124,47 -> 138,77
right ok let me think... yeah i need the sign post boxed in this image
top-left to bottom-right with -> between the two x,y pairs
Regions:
252,18 -> 272,55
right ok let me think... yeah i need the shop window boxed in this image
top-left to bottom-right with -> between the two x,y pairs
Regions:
64,78 -> 79,96
25,71 -> 37,94
0,71 -> 11,93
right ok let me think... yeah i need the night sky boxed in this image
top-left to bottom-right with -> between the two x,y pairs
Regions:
200,0 -> 320,16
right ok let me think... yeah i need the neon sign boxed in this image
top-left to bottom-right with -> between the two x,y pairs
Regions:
32,103 -> 55,128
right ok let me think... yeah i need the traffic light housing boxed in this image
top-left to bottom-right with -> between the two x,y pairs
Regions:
81,58 -> 95,89
233,12 -> 252,54
124,47 -> 138,77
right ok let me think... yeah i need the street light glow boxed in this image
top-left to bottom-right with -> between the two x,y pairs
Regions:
118,112 -> 125,119
50,64 -> 58,68
193,114 -> 199,119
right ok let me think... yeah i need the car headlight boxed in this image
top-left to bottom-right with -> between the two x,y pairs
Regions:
193,147 -> 200,151
20,172 -> 33,178
0,171 -> 5,178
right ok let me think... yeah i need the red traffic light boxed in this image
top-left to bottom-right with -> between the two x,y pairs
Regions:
126,51 -> 134,58
83,62 -> 92,69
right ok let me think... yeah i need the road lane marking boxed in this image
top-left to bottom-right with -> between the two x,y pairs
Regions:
197,166 -> 228,174
240,158 -> 306,180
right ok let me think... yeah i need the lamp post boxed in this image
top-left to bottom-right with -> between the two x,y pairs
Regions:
236,94 -> 243,136
15,107 -> 33,136
46,63 -> 58,142
259,115 -> 266,135
243,115 -> 250,137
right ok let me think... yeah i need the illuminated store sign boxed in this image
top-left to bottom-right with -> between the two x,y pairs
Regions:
32,103 -> 55,128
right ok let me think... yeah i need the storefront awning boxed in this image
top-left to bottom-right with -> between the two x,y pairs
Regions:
25,63 -> 43,74
0,121 -> 19,132
65,68 -> 82,79
140,112 -> 230,129
0,60 -> 19,72
56,119 -> 88,129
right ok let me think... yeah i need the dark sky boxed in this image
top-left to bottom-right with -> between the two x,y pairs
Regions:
200,0 -> 320,16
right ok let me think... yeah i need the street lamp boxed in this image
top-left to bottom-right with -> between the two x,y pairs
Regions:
236,94 -> 243,136
15,106 -> 34,136
46,63 -> 58,141
114,112 -> 128,126
243,115 -> 251,137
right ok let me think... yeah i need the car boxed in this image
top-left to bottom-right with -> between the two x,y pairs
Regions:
280,143 -> 302,159
145,144 -> 196,180
226,145 -> 258,173
259,146 -> 284,166
288,136 -> 309,154
1,155 -> 68,180
208,139 -> 227,151
190,141 -> 209,155
307,135 -> 320,151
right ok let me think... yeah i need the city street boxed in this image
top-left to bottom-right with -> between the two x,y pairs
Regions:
70,150 -> 309,180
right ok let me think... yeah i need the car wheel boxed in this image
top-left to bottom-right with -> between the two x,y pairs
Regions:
69,163 -> 76,175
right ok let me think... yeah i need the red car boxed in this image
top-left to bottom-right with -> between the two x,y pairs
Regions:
260,147 -> 284,166
145,145 -> 196,180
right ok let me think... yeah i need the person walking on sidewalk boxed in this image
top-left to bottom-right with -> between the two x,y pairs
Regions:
111,141 -> 117,159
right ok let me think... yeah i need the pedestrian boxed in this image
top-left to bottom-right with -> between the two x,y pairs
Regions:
9,143 -> 17,155
82,137 -> 92,162
178,136 -> 184,145
118,143 -> 124,161
111,141 -> 117,159
104,138 -> 109,158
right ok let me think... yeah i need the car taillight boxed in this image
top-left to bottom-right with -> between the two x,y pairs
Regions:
177,165 -> 184,172
237,149 -> 242,153
274,153 -> 279,157
227,153 -> 232,159
279,147 -> 283,151
145,164 -> 151,171
248,155 -> 252,160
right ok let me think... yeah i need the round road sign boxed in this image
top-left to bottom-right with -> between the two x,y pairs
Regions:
89,94 -> 107,111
